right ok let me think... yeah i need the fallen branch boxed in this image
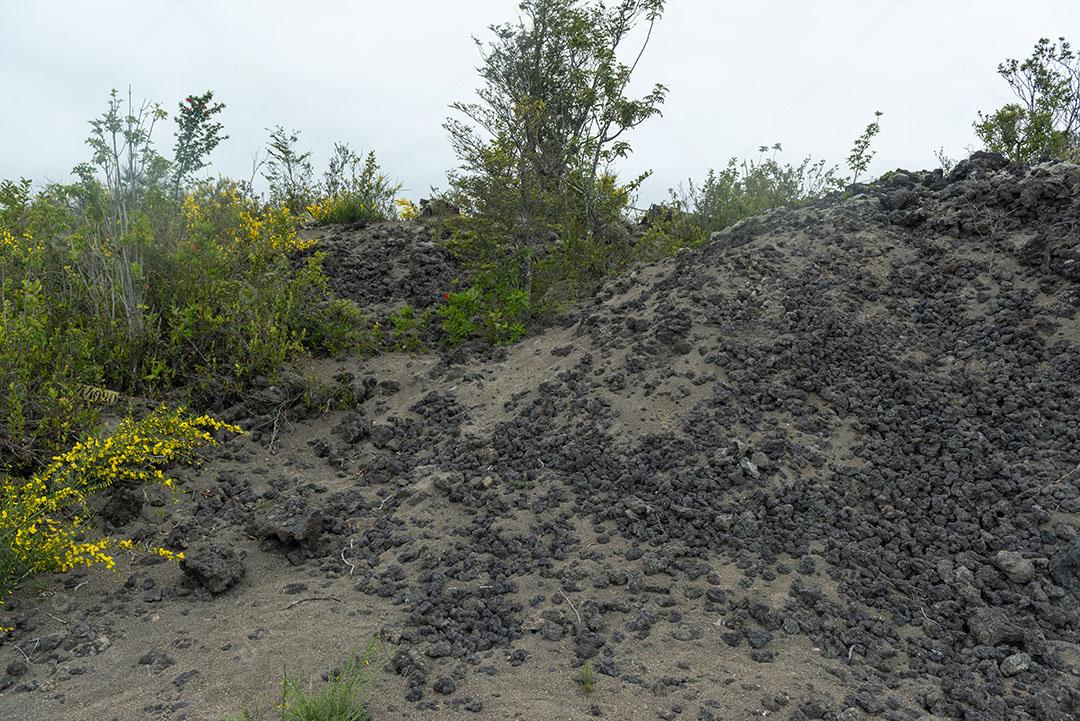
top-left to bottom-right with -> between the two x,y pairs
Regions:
283,596 -> 343,611
558,590 -> 582,628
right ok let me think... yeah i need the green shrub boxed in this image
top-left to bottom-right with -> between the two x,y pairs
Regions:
263,126 -> 315,214
0,406 -> 239,598
308,147 -> 401,225
438,279 -> 529,345
0,90 -> 372,472
976,37 -> 1080,162
385,305 -> 431,352
688,144 -> 843,234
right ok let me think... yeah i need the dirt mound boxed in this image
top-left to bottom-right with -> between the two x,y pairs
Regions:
311,220 -> 462,316
3,153 -> 1080,721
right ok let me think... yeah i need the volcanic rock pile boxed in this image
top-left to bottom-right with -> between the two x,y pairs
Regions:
2,152 -> 1079,721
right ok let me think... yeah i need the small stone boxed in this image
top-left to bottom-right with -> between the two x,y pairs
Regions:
1049,537 -> 1080,591
967,607 -> 1023,646
1000,652 -> 1031,677
433,676 -> 456,695
180,544 -> 245,595
746,630 -> 772,649
541,620 -> 564,641
425,640 -> 452,658
671,624 -> 698,641
994,550 -> 1035,584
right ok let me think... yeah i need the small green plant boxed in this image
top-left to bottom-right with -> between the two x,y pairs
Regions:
846,111 -> 884,188
226,646 -> 379,721
438,281 -> 529,345
386,305 -> 430,352
934,146 -> 956,174
263,126 -> 315,213
580,661 -> 595,694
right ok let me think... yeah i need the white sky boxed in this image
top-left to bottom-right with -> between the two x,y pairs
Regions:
2,1 -> 1077,204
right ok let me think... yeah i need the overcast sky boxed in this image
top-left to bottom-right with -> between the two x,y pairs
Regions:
2,1 -> 1077,203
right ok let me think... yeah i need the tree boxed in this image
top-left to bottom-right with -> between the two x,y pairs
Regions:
976,37 -> 1080,162
262,126 -> 314,213
847,111 -> 883,187
445,0 -> 667,297
77,87 -> 168,237
172,91 -> 227,195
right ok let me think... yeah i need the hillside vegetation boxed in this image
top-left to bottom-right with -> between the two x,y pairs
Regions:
1,4 -> 1079,721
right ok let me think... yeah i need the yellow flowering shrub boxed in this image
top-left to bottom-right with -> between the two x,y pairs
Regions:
1,170 -> 369,473
306,194 -> 387,225
395,198 -> 419,220
182,181 -> 315,257
0,406 -> 241,597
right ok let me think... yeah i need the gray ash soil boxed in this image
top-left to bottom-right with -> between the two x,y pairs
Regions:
3,152 -> 1080,721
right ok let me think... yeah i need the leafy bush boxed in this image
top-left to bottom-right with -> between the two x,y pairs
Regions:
0,90 -> 371,471
263,126 -> 315,213
307,147 -> 401,225
384,305 -> 431,352
976,37 -> 1080,162
688,145 -> 843,234
632,197 -> 709,262
445,0 -> 666,302
438,280 -> 529,345
0,406 -> 240,597
685,113 -> 883,236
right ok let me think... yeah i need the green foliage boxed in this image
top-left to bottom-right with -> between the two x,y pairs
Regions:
847,111 -> 884,187
580,661 -> 595,693
385,305 -> 430,352
172,91 -> 227,194
263,126 -> 315,213
226,646 -> 379,721
633,198 -> 708,261
686,144 -> 843,235
302,296 -> 374,358
976,37 -> 1080,162
0,406 -> 237,598
76,87 -> 170,239
446,0 -> 666,299
438,279 -> 529,345
0,91 -> 370,473
308,147 -> 402,225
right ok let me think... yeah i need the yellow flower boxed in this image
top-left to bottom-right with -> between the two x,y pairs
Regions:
1,405 -> 240,600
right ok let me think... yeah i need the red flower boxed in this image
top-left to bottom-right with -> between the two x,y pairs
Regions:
442,292 -> 450,301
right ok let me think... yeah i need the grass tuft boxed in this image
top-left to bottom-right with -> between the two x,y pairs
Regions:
226,644 -> 379,721
580,661 -> 595,694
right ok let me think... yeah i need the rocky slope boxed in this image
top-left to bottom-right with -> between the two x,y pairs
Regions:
2,152 -> 1079,721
